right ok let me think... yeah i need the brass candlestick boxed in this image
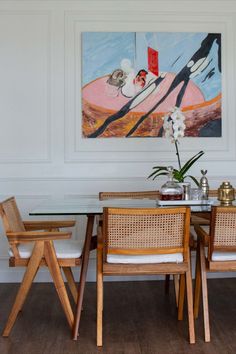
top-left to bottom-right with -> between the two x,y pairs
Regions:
218,181 -> 235,205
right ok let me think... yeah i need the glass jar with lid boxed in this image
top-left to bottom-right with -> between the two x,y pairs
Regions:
160,166 -> 183,201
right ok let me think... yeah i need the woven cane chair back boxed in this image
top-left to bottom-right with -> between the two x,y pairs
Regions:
209,206 -> 236,259
103,207 -> 190,259
99,191 -> 160,200
0,197 -> 25,233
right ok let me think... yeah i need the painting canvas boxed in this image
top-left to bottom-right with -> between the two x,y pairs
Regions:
82,32 -> 221,138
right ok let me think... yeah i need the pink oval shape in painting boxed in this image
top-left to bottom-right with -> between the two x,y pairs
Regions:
82,73 -> 205,114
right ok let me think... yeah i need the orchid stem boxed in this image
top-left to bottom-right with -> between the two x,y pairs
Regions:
174,140 -> 182,170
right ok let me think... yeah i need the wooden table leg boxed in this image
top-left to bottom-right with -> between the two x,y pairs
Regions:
73,214 -> 95,340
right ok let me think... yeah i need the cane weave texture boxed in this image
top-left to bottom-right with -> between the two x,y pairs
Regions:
106,212 -> 184,250
99,191 -> 160,200
0,197 -> 25,232
214,211 -> 236,247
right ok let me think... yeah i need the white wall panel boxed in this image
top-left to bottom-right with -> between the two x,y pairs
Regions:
0,11 -> 51,162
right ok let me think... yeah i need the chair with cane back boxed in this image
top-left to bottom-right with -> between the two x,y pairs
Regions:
0,196 -> 83,336
97,206 -> 195,346
194,205 -> 236,342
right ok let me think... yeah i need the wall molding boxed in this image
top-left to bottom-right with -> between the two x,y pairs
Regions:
0,175 -> 235,183
0,10 -> 52,163
65,11 -> 236,162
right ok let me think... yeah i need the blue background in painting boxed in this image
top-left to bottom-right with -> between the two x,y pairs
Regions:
82,32 -> 221,101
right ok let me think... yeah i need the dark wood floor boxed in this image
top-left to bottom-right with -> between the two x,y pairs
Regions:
0,279 -> 236,354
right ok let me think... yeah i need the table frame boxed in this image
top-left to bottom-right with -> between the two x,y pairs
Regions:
73,214 -> 95,339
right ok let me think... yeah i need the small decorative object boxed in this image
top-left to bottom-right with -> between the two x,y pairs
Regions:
160,166 -> 183,200
218,182 -> 235,205
190,188 -> 203,200
199,169 -> 209,200
182,182 -> 191,200
148,107 -> 204,186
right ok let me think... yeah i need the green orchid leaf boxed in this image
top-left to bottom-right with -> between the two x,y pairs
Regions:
185,175 -> 200,187
173,170 -> 182,181
148,167 -> 168,179
148,150 -> 204,184
149,171 -> 169,180
179,151 -> 204,177
151,166 -> 168,170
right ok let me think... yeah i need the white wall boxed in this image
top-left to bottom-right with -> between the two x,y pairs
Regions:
0,0 -> 236,282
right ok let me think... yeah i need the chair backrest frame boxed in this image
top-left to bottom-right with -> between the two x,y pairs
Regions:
103,206 -> 191,262
99,191 -> 160,200
209,205 -> 236,260
0,197 -> 25,233
0,196 -> 26,258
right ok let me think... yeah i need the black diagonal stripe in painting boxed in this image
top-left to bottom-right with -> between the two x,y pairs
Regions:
87,76 -> 164,138
126,33 -> 221,137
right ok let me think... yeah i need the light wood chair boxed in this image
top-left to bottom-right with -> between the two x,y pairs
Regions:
194,205 -> 236,342
99,190 -> 184,307
0,196 -> 82,337
97,206 -> 195,346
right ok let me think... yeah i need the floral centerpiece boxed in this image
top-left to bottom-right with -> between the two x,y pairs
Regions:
148,107 -> 204,186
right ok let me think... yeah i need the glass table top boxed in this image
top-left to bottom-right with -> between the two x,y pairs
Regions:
29,197 -> 222,216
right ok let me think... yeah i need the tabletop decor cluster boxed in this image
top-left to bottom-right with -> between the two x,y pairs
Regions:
148,107 -> 204,186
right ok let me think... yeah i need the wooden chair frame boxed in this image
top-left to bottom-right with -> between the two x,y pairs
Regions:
99,191 -> 160,200
194,205 -> 236,342
0,197 -> 81,337
97,206 -> 195,346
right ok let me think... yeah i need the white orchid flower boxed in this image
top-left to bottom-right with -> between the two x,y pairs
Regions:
171,109 -> 185,123
163,120 -> 172,131
150,106 -> 204,186
163,115 -> 172,130
162,107 -> 186,144
164,130 -> 172,139
173,121 -> 186,131
174,129 -> 185,140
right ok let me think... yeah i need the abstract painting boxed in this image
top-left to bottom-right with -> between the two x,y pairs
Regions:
82,32 -> 221,138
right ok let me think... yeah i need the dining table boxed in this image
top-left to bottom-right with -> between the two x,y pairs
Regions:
29,196 -> 217,339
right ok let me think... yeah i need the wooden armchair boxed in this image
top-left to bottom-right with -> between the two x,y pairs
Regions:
0,197 -> 82,337
97,206 -> 195,346
194,205 -> 236,342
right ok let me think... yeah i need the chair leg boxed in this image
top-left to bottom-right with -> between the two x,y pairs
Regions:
97,247 -> 103,346
178,274 -> 185,320
63,267 -> 78,304
165,274 -> 170,294
44,241 -> 74,329
173,274 -> 179,307
199,242 -> 210,342
3,241 -> 44,337
185,250 -> 195,344
194,242 -> 201,319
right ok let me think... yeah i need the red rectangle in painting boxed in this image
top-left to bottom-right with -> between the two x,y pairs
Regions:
148,47 -> 158,77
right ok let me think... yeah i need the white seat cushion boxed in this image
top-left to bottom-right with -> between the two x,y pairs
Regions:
212,251 -> 236,261
9,240 -> 83,259
107,253 -> 183,264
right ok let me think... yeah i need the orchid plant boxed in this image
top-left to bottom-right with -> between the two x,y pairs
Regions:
148,107 -> 204,186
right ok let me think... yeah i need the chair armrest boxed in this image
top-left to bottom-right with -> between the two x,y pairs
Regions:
194,225 -> 209,246
23,220 -> 76,231
6,231 -> 72,242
